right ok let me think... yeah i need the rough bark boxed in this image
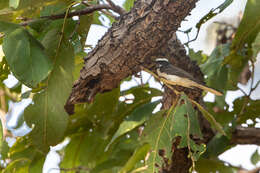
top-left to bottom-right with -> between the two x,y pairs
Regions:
66,0 -> 198,113
64,0 -> 211,172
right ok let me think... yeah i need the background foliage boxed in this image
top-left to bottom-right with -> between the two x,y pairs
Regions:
0,0 -> 259,172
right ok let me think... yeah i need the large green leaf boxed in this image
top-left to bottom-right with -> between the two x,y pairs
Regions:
107,101 -> 160,150
141,94 -> 205,172
231,0 -> 260,51
0,21 -> 19,33
3,28 -> 53,87
24,39 -> 74,151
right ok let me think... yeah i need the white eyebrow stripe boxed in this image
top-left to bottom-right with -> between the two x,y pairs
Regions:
156,58 -> 169,62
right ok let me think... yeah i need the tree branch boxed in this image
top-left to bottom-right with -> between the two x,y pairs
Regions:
20,4 -> 111,26
231,126 -> 260,145
66,0 -> 199,113
105,0 -> 126,15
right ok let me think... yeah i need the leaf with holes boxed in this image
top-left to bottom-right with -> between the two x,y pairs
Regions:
141,94 -> 205,172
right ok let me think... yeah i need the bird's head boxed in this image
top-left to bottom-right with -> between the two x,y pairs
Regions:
155,58 -> 170,68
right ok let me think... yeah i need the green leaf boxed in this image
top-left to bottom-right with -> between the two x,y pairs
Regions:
203,135 -> 230,158
3,158 -> 30,173
232,97 -> 260,124
24,40 -> 74,151
196,158 -> 238,173
29,157 -> 45,173
61,131 -> 110,171
0,21 -> 20,33
77,14 -> 93,47
188,49 -> 206,65
123,0 -> 135,12
200,44 -> 229,91
251,149 -> 260,165
252,32 -> 260,60
9,0 -> 20,9
141,94 -> 205,172
0,118 -> 9,160
231,0 -> 260,51
195,0 -> 233,36
3,28 -> 53,87
194,101 -> 226,136
119,144 -> 150,173
107,101 -> 160,150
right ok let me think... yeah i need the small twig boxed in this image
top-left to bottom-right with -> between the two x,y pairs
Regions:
238,86 -> 248,96
20,4 -> 111,26
105,0 -> 126,15
140,71 -> 144,85
82,1 -> 118,19
101,9 -> 118,19
49,166 -> 90,173
248,59 -> 255,96
251,80 -> 260,91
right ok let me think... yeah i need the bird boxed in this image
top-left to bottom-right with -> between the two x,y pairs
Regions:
155,58 -> 223,96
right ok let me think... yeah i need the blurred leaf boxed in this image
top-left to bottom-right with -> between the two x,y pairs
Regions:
93,11 -> 102,25
9,0 -> 20,9
232,97 -> 260,124
203,135 -> 230,158
231,0 -> 260,52
194,101 -> 226,136
200,44 -> 229,91
0,118 -> 9,159
119,143 -> 150,173
196,158 -> 238,173
61,131 -> 110,171
189,49 -> 206,65
252,32 -> 260,60
29,156 -> 45,173
251,149 -> 260,165
195,0 -> 233,36
107,101 -> 160,150
24,40 -> 74,151
0,21 -> 20,33
40,2 -> 67,16
77,14 -> 93,47
123,0 -> 135,12
3,28 -> 53,88
0,57 -> 10,82
3,158 -> 30,173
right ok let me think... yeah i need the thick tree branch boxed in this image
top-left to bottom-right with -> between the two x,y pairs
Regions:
66,0 -> 199,112
231,126 -> 260,145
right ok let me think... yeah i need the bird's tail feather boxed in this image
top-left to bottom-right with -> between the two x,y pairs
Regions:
196,84 -> 223,96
